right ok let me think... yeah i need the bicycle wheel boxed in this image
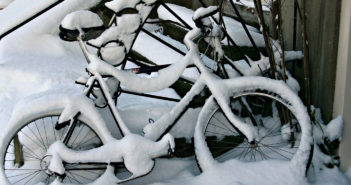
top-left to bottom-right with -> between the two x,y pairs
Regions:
0,106 -> 106,185
195,79 -> 313,173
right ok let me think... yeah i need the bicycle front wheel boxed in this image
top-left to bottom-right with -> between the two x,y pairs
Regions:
195,78 -> 313,174
0,104 -> 106,185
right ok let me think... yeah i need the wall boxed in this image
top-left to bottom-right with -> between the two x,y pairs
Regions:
281,0 -> 341,122
333,0 -> 351,171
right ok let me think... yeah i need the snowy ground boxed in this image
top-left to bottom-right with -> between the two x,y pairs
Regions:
0,0 -> 350,185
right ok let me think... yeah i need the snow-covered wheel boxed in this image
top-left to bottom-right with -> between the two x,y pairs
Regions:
0,106 -> 106,185
195,80 -> 313,175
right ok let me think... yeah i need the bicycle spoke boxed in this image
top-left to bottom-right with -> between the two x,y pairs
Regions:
41,119 -> 50,151
260,144 -> 290,160
25,125 -> 46,151
208,122 -> 235,134
4,114 -> 104,185
23,170 -> 41,185
65,172 -> 83,184
34,121 -> 47,150
212,115 -> 237,134
11,170 -> 41,185
6,170 -> 41,179
69,171 -> 96,182
73,129 -> 92,149
51,117 -> 57,141
7,147 -> 40,160
19,131 -> 45,151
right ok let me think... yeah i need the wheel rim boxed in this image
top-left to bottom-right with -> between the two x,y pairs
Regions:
3,115 -> 105,185
203,95 -> 301,163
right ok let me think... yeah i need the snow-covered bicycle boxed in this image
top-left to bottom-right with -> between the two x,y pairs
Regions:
0,1 -> 313,184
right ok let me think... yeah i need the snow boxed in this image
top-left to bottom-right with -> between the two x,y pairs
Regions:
157,4 -> 196,28
346,168 -> 351,181
232,0 -> 271,12
86,50 -> 193,93
312,167 -> 351,185
0,0 -> 57,35
0,0 -> 12,8
192,6 -> 218,21
157,3 -> 265,47
61,10 -> 103,30
0,0 -> 350,184
105,0 -> 140,13
89,13 -> 142,51
133,31 -> 207,80
99,43 -> 126,65
46,133 -> 175,182
326,115 -> 343,141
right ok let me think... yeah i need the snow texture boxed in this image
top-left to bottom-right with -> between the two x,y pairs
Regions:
89,13 -> 141,50
61,10 -> 103,30
105,0 -> 140,13
0,0 -> 349,184
0,0 -> 57,35
232,0 -> 271,12
346,168 -> 351,182
192,6 -> 217,21
157,3 -> 266,47
46,133 -> 175,182
0,0 -> 12,8
86,49 -> 193,93
326,115 -> 343,141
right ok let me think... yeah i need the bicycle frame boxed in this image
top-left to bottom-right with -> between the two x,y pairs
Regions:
74,27 -> 258,144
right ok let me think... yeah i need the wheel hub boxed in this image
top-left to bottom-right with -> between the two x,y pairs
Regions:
40,155 -> 53,175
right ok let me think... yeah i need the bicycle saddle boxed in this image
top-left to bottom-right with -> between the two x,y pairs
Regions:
59,10 -> 106,41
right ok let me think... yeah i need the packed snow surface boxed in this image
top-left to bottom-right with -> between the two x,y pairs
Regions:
0,0 -> 350,185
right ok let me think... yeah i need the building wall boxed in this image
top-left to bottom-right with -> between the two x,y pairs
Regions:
333,0 -> 351,171
281,0 -> 341,122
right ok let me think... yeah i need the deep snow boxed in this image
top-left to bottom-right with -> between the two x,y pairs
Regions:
0,1 -> 350,185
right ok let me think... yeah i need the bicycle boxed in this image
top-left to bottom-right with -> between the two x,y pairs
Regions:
0,1 -> 313,184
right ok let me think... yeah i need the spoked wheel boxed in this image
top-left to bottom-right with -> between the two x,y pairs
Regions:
195,81 -> 313,174
2,114 -> 106,185
203,93 -> 301,162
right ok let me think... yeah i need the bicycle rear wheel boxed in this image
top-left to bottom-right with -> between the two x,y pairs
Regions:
0,106 -> 106,185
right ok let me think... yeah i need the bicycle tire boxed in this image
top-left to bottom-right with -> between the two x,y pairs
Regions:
195,77 -> 313,175
0,103 -> 107,185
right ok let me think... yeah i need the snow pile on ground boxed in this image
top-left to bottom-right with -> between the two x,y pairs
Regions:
0,1 -> 350,185
346,168 -> 351,181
